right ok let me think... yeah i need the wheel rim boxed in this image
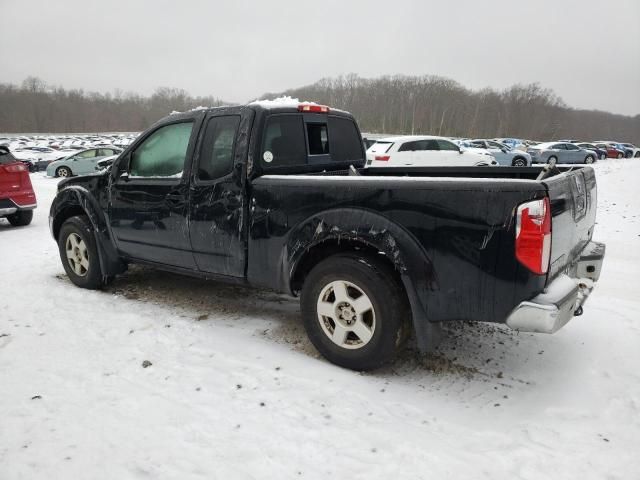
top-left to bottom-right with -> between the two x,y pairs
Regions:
316,280 -> 376,350
65,233 -> 89,277
585,156 -> 593,164
58,168 -> 69,177
514,159 -> 526,166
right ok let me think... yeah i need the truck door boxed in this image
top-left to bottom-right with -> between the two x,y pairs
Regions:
108,119 -> 198,269
188,109 -> 249,277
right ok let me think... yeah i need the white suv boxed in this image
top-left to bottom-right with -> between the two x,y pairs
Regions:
366,136 -> 497,167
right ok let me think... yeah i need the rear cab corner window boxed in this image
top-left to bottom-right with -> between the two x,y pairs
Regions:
261,114 -> 306,167
129,121 -> 194,178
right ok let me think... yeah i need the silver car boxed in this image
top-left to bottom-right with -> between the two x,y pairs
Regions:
46,147 -> 122,177
466,139 -> 531,166
528,142 -> 597,164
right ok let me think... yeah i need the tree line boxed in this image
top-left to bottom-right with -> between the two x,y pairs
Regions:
264,74 -> 640,143
0,77 -> 225,133
1,75 -> 638,143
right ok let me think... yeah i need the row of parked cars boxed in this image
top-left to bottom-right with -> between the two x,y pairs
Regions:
362,135 -> 639,168
0,133 -> 138,174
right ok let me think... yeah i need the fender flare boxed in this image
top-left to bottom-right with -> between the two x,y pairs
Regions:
50,186 -> 124,278
284,208 -> 441,351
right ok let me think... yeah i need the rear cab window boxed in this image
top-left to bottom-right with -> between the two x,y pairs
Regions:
261,112 -> 364,170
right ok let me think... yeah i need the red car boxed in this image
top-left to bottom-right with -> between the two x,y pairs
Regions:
0,146 -> 37,226
595,143 -> 625,159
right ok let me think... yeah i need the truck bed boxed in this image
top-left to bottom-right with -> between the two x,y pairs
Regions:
250,165 -> 596,325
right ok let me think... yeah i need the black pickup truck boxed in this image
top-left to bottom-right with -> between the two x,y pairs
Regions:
49,101 -> 605,370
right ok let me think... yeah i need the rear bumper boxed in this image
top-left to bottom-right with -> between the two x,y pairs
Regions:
506,241 -> 605,334
0,197 -> 37,216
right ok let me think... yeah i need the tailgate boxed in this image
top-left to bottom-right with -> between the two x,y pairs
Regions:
544,167 -> 597,281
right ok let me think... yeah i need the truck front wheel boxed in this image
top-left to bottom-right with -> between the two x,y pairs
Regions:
58,215 -> 104,289
300,254 -> 409,370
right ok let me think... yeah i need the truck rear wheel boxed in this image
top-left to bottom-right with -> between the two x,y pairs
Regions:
300,253 -> 409,370
57,215 -> 104,289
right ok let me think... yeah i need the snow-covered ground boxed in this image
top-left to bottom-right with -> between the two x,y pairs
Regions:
1,161 -> 639,479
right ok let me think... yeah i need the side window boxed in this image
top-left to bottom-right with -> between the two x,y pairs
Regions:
398,141 -> 419,152
130,122 -> 193,177
307,123 -> 329,155
551,143 -> 566,150
424,140 -> 440,150
197,115 -> 240,180
328,116 -> 363,162
565,143 -> 579,151
76,150 -> 97,159
437,139 -> 459,151
98,149 -> 114,157
262,114 -> 306,167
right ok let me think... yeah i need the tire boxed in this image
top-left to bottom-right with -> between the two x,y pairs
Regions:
512,157 -> 527,167
6,209 -> 33,227
625,152 -> 632,159
57,215 -> 104,289
300,253 -> 409,370
55,166 -> 72,178
600,153 -> 606,160
584,155 -> 595,164
548,155 -> 558,164
617,153 -> 623,159
635,152 -> 640,158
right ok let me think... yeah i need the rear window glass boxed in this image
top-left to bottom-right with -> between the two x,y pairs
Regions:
0,148 -> 17,165
262,114 -> 307,167
367,141 -> 393,154
328,116 -> 363,162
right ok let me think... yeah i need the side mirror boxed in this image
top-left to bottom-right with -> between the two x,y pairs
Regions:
113,153 -> 131,179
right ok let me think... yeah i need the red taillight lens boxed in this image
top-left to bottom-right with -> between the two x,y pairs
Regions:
4,164 -> 28,173
515,197 -> 551,275
374,155 -> 391,161
298,104 -> 329,113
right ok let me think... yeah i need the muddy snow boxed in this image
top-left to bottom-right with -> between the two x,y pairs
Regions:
1,160 -> 639,479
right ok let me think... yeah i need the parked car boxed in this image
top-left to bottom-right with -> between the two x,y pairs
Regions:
46,147 -> 123,177
528,142 -> 597,164
366,135 -> 497,167
620,143 -> 640,158
613,143 -> 635,158
494,138 -> 527,151
594,143 -> 626,159
463,139 -> 531,166
49,101 -> 605,370
575,143 -> 608,160
0,146 -> 37,226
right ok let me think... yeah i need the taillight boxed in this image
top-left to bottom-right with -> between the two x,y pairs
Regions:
298,103 -> 329,113
374,155 -> 391,161
515,197 -> 551,275
4,164 -> 28,173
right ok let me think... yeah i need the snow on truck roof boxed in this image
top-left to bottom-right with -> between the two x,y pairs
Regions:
169,97 -> 346,115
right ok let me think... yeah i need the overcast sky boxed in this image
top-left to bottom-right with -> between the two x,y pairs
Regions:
1,0 -> 639,115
